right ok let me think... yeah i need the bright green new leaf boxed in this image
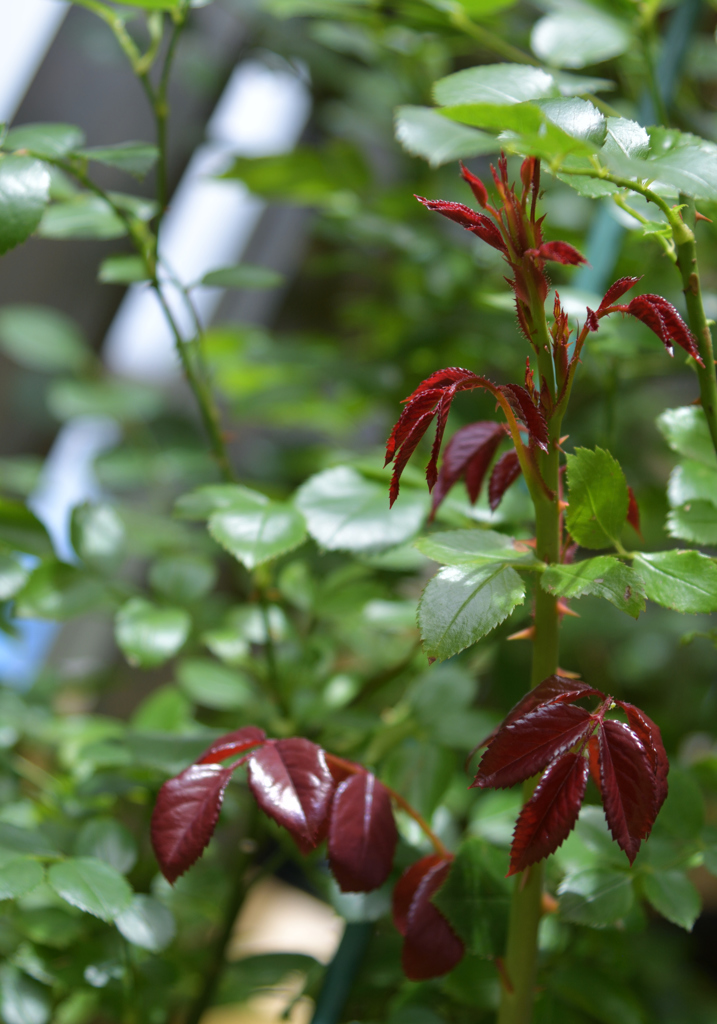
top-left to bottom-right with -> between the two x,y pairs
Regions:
209,500 -> 307,570
0,555 -> 29,601
0,499 -> 53,557
14,561 -> 113,620
418,564 -> 525,661
149,554 -> 217,603
566,447 -> 629,548
38,194 -> 126,239
0,858 -> 44,900
116,894 -> 176,951
201,265 -> 285,289
633,550 -> 717,613
667,459 -> 717,508
394,106 -> 498,167
416,528 -> 542,568
0,156 -> 50,255
176,658 -> 254,711
48,378 -> 163,421
48,857 -> 132,921
74,818 -> 137,875
433,64 -> 556,107
540,556 -> 645,618
77,143 -> 159,179
4,122 -> 85,157
71,503 -> 126,569
432,837 -> 510,957
531,6 -> 631,69
115,598 -> 191,667
0,305 -> 90,373
642,871 -> 701,931
658,406 -> 717,468
296,466 -> 428,552
456,0 -> 517,15
667,502 -> 717,545
98,254 -> 149,284
558,867 -> 633,926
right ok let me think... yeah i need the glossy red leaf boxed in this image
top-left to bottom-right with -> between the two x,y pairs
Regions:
393,856 -> 464,980
625,294 -> 703,364
430,421 -> 507,517
598,720 -> 657,863
328,772 -> 398,892
626,486 -> 641,536
488,450 -> 522,511
416,196 -> 506,253
536,241 -> 587,266
247,738 -> 334,850
499,674 -> 602,735
616,703 -> 668,815
598,276 -> 641,311
197,726 -> 267,764
508,752 -> 589,875
151,764 -> 234,883
500,384 -> 549,451
585,307 -> 599,333
473,703 -> 593,790
459,161 -> 489,208
588,734 -> 602,792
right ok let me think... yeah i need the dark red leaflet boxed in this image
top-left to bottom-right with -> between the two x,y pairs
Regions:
328,773 -> 398,892
151,764 -> 234,883
499,674 -> 602,735
389,410 -> 436,506
427,394 -> 454,491
247,738 -> 334,850
470,216 -> 508,254
385,390 -> 441,463
399,858 -> 464,980
414,196 -> 483,229
598,720 -> 657,863
430,421 -> 507,517
459,161 -> 489,208
196,727 -> 267,765
474,703 -> 594,790
646,295 -> 702,363
626,486 -> 641,535
402,368 -> 479,404
393,854 -> 444,936
500,383 -> 549,450
598,276 -> 641,311
588,734 -> 601,793
488,450 -> 522,511
535,241 -> 587,266
616,703 -> 668,814
585,308 -> 599,333
508,752 -> 589,875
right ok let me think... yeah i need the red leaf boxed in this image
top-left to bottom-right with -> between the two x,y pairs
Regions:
247,738 -> 334,850
416,196 -> 506,253
598,720 -> 657,863
430,421 -> 507,517
626,486 -> 641,536
536,241 -> 587,266
500,383 -> 549,450
588,734 -> 602,793
488,450 -> 522,511
473,703 -> 594,790
586,308 -> 599,333
598,276 -> 641,311
508,752 -> 589,875
460,161 -> 489,208
625,294 -> 703,364
393,856 -> 464,980
499,674 -> 602,735
328,773 -> 398,892
197,727 -> 267,764
616,703 -> 668,815
151,764 -> 234,883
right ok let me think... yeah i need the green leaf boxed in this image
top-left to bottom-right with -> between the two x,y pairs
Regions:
415,528 -> 542,569
97,254 -> 149,285
209,500 -> 306,570
0,858 -> 44,900
432,837 -> 510,956
558,867 -> 633,927
566,447 -> 628,548
48,857 -> 132,922
0,305 -> 90,373
200,264 -> 285,289
4,123 -> 85,158
658,406 -> 717,468
0,157 -> 50,255
74,818 -> 137,874
38,194 -> 126,239
657,768 -> 703,841
0,555 -> 29,601
0,824 -> 58,857
667,502 -> 717,545
176,658 -> 254,710
0,965 -> 51,1024
540,556 -> 645,618
47,378 -> 163,422
633,550 -> 717,613
433,64 -> 556,106
0,499 -> 53,557
149,554 -> 217,603
667,459 -> 717,508
394,106 -> 498,167
295,466 -> 428,552
418,564 -> 525,661
601,117 -> 650,170
131,685 -> 193,733
71,503 -> 126,570
115,598 -> 191,668
536,98 -> 606,147
110,0 -> 183,7
115,894 -> 176,951
14,561 -> 113,620
174,483 -> 269,520
642,870 -> 700,930
549,966 -> 642,1024
531,6 -> 631,69
222,140 -> 368,206
645,128 -> 717,201
77,143 -> 158,179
